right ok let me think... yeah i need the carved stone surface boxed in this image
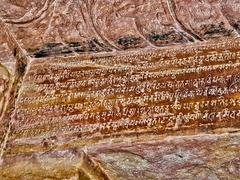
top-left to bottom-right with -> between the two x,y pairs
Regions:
0,0 -> 240,179
10,39 -> 240,143
1,0 -> 240,57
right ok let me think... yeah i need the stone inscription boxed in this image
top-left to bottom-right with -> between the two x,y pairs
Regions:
12,39 -> 240,139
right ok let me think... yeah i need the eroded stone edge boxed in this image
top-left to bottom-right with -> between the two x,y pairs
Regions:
0,17 -> 111,180
0,17 -> 29,164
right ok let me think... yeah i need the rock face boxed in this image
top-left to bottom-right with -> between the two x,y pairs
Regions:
1,0 -> 240,57
88,133 -> 240,179
0,0 -> 240,179
0,23 -> 17,142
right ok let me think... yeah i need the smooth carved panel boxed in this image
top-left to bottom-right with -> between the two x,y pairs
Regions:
8,39 -> 240,154
0,0 -> 240,58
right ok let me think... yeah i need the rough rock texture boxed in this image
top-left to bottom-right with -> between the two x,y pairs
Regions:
0,24 -> 17,142
1,0 -> 240,57
0,0 -> 240,179
1,132 -> 240,179
88,133 -> 240,179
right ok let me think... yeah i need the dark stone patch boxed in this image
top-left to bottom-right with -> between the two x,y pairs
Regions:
13,48 -> 17,57
68,38 -> 111,53
148,31 -> 186,45
33,42 -> 73,58
33,38 -> 113,57
117,36 -> 142,49
233,21 -> 240,33
45,43 -> 63,48
34,50 -> 49,58
201,22 -> 233,39
17,61 -> 27,76
88,39 -> 98,51
188,37 -> 194,42
67,42 -> 85,53
34,48 -> 73,58
90,38 -> 106,49
68,42 -> 82,48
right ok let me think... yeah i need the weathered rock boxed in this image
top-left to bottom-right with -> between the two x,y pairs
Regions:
1,131 -> 239,179
171,0 -> 238,39
0,0 -> 240,179
221,0 -> 240,33
87,133 -> 240,180
1,0 -> 240,57
0,24 -> 17,141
